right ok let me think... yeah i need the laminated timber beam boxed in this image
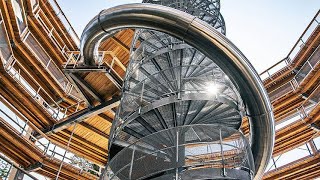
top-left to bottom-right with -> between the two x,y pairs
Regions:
49,133 -> 106,165
0,4 -> 62,102
111,36 -> 130,53
241,103 -> 320,157
0,117 -> 45,167
0,154 -> 38,180
39,0 -> 78,50
1,0 -> 83,109
59,129 -> 107,155
98,113 -> 113,123
0,138 -> 33,167
0,71 -> 55,127
263,154 -> 320,180
0,0 -> 70,102
49,131 -> 107,165
48,134 -> 106,165
28,157 -> 98,180
300,62 -> 320,92
40,157 -> 97,180
272,105 -> 320,156
291,25 -> 320,67
0,88 -> 44,128
43,96 -> 120,134
79,121 -> 109,139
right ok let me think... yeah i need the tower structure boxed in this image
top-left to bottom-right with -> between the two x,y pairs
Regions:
80,1 -> 274,180
105,1 -> 253,179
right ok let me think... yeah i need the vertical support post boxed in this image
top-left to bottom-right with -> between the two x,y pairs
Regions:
63,107 -> 68,118
272,157 -> 277,169
175,128 -> 179,180
51,144 -> 57,159
177,49 -> 182,100
44,141 -> 51,155
307,61 -> 314,70
129,145 -> 136,179
308,140 -> 318,155
55,122 -> 77,180
219,128 -> 226,177
140,82 -> 145,103
75,102 -> 80,112
46,59 -> 52,69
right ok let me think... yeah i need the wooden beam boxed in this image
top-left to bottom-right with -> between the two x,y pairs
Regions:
48,135 -> 104,165
79,122 -> 109,139
0,73 -> 54,127
98,113 -> 113,123
56,130 -> 107,156
69,73 -> 103,103
111,37 -> 130,53
263,154 -> 320,180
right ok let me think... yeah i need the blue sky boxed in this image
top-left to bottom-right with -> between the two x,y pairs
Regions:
57,0 -> 319,73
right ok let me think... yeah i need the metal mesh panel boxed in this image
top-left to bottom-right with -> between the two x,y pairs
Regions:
106,0 -> 255,179
107,125 -> 254,180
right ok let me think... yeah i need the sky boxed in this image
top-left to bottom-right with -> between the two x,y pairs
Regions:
56,0 -> 319,73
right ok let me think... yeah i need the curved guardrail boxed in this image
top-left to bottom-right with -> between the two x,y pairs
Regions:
106,124 -> 254,180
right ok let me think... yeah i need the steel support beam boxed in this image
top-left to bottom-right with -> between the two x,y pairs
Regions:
69,73 -> 103,103
44,96 -> 120,134
65,73 -> 92,106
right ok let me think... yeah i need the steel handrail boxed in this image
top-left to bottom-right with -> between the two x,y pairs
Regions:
259,10 -> 320,80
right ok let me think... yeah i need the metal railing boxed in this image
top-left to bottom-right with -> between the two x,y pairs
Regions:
64,51 -> 125,89
0,106 -> 101,178
275,84 -> 320,130
265,137 -> 319,173
107,124 -> 254,180
267,44 -> 320,103
35,8 -> 71,59
0,153 -> 37,180
23,31 -> 71,93
47,0 -> 80,47
3,54 -> 84,121
260,10 -> 320,81
118,66 -> 241,121
4,55 -> 61,119
1,3 -> 84,120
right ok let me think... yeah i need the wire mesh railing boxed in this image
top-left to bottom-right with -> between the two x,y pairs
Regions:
107,124 -> 254,180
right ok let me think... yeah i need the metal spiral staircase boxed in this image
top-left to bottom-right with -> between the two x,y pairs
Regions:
105,0 -> 253,179
79,1 -> 275,179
